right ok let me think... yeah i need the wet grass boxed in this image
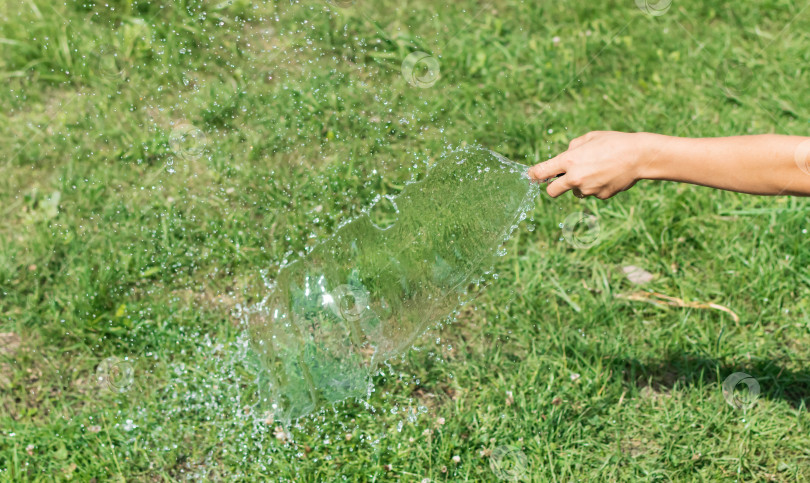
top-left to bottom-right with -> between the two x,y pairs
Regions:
2,0 -> 810,480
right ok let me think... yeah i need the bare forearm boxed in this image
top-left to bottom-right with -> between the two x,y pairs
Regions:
638,133 -> 810,196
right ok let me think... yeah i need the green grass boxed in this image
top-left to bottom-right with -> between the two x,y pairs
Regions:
2,0 -> 810,480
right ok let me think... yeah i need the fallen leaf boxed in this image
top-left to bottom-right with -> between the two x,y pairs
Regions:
622,265 -> 654,284
40,191 -> 61,220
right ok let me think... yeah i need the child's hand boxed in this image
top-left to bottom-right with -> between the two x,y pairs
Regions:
528,131 -> 651,199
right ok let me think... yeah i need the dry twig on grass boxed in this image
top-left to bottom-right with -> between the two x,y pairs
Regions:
615,291 -> 740,325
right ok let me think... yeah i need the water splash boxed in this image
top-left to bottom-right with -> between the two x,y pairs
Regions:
245,145 -> 539,422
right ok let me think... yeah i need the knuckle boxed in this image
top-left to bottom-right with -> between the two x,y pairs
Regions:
570,132 -> 595,149
590,131 -> 610,142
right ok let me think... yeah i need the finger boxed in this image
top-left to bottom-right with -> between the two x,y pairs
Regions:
528,153 -> 568,182
546,174 -> 575,198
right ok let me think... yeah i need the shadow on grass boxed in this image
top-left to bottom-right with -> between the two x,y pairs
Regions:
608,352 -> 810,409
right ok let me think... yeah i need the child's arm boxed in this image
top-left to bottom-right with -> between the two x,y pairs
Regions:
527,131 -> 810,198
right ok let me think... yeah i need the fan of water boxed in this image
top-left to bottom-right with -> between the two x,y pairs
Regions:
245,145 -> 539,422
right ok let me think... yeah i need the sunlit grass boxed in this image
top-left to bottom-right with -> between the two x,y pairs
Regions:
2,0 -> 810,480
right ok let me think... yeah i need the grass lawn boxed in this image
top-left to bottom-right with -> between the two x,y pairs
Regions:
2,0 -> 810,480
